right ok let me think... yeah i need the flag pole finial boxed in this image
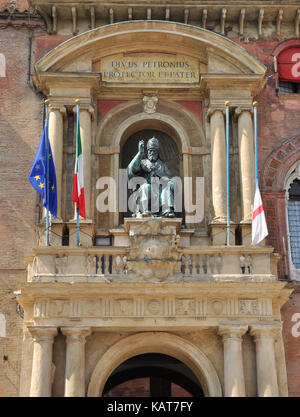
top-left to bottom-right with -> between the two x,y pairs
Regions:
253,101 -> 258,107
75,99 -> 80,105
45,99 -> 50,105
225,101 -> 230,107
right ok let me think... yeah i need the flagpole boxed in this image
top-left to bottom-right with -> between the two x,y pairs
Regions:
225,101 -> 231,246
253,101 -> 258,187
45,99 -> 50,246
75,99 -> 80,246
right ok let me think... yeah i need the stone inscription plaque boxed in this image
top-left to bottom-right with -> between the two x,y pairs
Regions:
100,53 -> 199,84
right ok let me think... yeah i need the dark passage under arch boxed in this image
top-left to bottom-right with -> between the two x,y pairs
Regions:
103,353 -> 204,397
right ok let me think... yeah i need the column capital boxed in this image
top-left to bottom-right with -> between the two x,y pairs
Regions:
234,106 -> 253,120
48,102 -> 67,115
207,106 -> 225,120
61,326 -> 91,342
218,324 -> 248,340
250,323 -> 282,340
72,104 -> 94,116
27,326 -> 57,342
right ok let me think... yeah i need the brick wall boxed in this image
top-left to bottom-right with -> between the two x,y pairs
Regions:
0,25 -> 45,396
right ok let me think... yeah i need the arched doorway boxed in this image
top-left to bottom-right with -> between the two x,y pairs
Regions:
103,353 -> 204,397
120,128 -> 183,223
88,332 -> 222,397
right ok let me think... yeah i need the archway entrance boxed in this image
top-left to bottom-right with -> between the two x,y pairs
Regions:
88,332 -> 222,397
103,353 -> 204,397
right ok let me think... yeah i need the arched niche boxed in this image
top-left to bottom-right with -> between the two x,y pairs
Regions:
95,100 -> 204,227
87,332 -> 222,397
120,128 -> 182,222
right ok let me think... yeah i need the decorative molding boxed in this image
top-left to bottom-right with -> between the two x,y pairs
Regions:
32,296 -> 273,319
142,95 -> 158,114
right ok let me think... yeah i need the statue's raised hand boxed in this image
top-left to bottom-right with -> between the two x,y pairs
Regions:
138,140 -> 144,155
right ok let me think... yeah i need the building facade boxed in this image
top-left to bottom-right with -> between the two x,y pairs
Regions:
0,0 -> 299,397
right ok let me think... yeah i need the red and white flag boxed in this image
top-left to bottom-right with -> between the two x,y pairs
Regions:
72,111 -> 86,219
251,186 -> 268,245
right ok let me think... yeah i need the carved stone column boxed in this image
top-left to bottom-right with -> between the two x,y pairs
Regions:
61,327 -> 91,397
218,325 -> 248,397
73,105 -> 94,219
48,104 -> 66,220
209,108 -> 227,222
250,325 -> 279,397
236,108 -> 255,223
28,326 -> 57,397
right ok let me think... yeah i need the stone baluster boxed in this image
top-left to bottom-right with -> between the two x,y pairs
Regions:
99,254 -> 104,274
48,103 -> 66,220
192,255 -> 197,275
209,108 -> 227,222
202,255 -> 208,274
235,108 -> 255,222
103,255 -> 109,274
218,325 -> 248,397
209,255 -> 215,273
61,327 -> 91,397
181,255 -> 187,275
250,325 -> 280,397
28,326 -> 58,397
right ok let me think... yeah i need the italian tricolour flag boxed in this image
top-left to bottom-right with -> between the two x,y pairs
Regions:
72,111 -> 86,219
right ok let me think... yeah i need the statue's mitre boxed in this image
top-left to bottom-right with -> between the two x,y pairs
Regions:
147,137 -> 160,150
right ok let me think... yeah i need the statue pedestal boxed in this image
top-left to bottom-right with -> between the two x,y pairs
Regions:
121,217 -> 183,282
240,223 -> 252,246
37,220 -> 64,246
68,220 -> 95,247
209,223 -> 236,245
110,217 -> 187,247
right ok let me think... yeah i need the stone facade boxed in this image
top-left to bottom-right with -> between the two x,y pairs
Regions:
0,0 -> 299,397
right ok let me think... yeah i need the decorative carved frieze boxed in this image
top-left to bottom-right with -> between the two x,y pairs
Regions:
239,299 -> 259,315
33,296 -> 273,319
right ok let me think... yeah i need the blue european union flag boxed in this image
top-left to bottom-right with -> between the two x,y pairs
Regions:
29,122 -> 57,219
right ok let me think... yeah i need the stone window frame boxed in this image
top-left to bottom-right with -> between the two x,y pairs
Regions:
284,161 -> 300,281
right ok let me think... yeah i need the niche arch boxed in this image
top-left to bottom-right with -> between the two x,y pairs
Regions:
95,100 -> 205,227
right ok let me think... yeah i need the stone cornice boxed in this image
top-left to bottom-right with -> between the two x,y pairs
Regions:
24,244 -> 276,259
18,279 -> 290,298
32,71 -> 101,96
26,1 -> 300,37
201,74 -> 267,98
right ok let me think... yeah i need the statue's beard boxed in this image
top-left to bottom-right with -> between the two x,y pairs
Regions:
148,154 -> 158,162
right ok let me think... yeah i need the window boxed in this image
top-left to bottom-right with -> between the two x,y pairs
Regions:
288,179 -> 300,268
279,80 -> 300,94
285,163 -> 300,280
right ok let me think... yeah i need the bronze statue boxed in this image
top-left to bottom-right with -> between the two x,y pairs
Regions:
127,137 -> 175,217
